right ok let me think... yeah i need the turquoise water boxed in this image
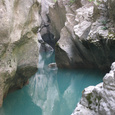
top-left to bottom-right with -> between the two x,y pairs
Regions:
0,52 -> 105,115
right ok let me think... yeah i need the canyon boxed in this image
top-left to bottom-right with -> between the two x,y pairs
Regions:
0,0 -> 115,115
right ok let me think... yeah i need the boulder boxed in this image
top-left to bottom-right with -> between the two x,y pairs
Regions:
72,62 -> 115,115
48,63 -> 57,70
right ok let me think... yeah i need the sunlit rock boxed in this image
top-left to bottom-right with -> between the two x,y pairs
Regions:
0,0 -> 41,107
48,63 -> 57,70
72,62 -> 115,115
43,0 -> 115,70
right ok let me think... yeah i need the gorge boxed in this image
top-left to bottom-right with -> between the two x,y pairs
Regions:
0,0 -> 115,115
0,51 -> 104,115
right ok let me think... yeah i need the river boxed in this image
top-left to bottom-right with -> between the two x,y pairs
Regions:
0,51 -> 105,115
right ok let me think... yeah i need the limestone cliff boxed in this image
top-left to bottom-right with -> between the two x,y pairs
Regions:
0,0 -> 41,107
40,0 -> 59,49
72,62 -> 115,115
45,0 -> 115,70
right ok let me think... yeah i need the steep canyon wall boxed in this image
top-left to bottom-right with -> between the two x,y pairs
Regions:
0,0 -> 41,107
41,0 -> 115,114
45,0 -> 115,70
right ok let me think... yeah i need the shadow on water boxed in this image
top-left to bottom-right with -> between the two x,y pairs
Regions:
0,86 -> 42,115
0,51 -> 105,115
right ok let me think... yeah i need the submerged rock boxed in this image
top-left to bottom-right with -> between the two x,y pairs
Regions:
48,63 -> 58,70
0,0 -> 41,107
72,62 -> 115,115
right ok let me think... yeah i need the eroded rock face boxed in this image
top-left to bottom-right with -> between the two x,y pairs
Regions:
47,0 -> 115,70
72,62 -> 115,115
40,0 -> 58,49
0,0 -> 41,107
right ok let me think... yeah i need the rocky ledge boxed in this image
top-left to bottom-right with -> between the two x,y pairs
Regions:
72,62 -> 115,115
43,0 -> 115,70
0,0 -> 41,107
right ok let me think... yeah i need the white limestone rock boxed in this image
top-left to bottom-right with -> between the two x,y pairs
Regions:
45,0 -> 115,69
72,62 -> 115,115
0,0 -> 41,107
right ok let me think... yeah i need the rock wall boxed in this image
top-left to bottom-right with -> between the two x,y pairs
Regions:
39,0 -> 58,49
0,0 -> 41,107
72,62 -> 115,115
46,0 -> 115,70
40,1 -> 115,114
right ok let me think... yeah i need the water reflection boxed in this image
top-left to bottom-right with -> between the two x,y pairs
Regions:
0,84 -> 42,115
29,52 -> 58,115
0,52 -> 105,115
28,52 -> 105,115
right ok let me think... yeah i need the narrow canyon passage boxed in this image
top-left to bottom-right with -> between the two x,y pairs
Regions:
0,0 -> 115,115
0,51 -> 105,115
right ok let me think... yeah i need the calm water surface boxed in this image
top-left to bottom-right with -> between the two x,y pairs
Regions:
0,52 -> 105,115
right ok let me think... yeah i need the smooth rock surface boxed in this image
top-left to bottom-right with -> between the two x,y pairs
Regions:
0,0 -> 41,107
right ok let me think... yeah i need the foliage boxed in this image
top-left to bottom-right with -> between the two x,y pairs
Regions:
101,26 -> 108,30
53,0 -> 57,2
101,20 -> 108,30
86,93 -> 92,105
53,0 -> 101,4
69,0 -> 76,3
89,0 -> 101,5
